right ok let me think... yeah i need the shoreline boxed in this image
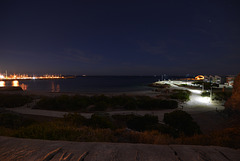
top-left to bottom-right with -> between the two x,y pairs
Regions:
0,88 -> 160,98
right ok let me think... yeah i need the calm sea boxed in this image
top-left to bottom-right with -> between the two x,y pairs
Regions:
16,76 -> 165,93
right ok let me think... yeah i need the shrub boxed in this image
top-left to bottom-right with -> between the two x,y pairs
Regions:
63,113 -> 87,127
35,94 -> 178,111
136,96 -> 178,110
201,91 -> 210,97
0,94 -> 33,108
89,113 -> 116,129
0,112 -> 239,148
213,91 -> 232,101
170,90 -> 190,102
163,110 -> 201,136
126,114 -> 159,131
0,113 -> 36,129
36,95 -> 90,111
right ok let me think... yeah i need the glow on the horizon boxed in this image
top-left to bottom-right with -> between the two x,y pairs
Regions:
0,81 -> 5,87
0,73 -> 64,80
12,80 -> 19,87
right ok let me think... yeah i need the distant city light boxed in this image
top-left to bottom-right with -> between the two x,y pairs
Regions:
0,73 -> 64,80
195,75 -> 205,80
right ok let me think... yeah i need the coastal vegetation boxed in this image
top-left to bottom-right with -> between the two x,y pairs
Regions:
149,83 -> 170,88
0,93 -> 33,108
35,95 -> 178,111
163,110 -> 201,136
201,91 -> 210,97
170,90 -> 190,102
0,111 -> 239,148
213,91 -> 232,101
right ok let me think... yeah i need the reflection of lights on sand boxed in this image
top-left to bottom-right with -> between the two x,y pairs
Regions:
188,89 -> 202,94
12,80 -> 19,87
0,81 -> 5,87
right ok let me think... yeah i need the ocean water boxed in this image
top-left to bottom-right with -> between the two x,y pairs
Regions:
16,76 -> 164,93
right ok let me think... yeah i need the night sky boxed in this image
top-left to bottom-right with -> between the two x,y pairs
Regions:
0,0 -> 240,76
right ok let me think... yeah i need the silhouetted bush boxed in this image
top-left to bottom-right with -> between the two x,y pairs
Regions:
163,110 -> 201,136
149,83 -> 170,88
63,113 -> 87,126
35,94 -> 178,111
213,91 -> 232,101
0,94 -> 33,108
89,113 -> 116,129
170,90 -> 190,102
0,112 -> 239,148
201,91 -> 210,97
0,113 -> 36,129
126,114 -> 159,131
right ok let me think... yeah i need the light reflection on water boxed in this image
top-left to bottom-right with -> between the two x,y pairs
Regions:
51,81 -> 60,92
12,80 -> 19,87
8,76 -> 161,93
0,81 -> 5,87
21,83 -> 28,91
0,80 -> 27,90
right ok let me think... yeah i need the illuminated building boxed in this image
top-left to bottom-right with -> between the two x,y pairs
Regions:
226,76 -> 236,86
195,75 -> 204,80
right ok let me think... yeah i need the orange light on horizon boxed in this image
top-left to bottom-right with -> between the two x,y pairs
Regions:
195,75 -> 204,80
